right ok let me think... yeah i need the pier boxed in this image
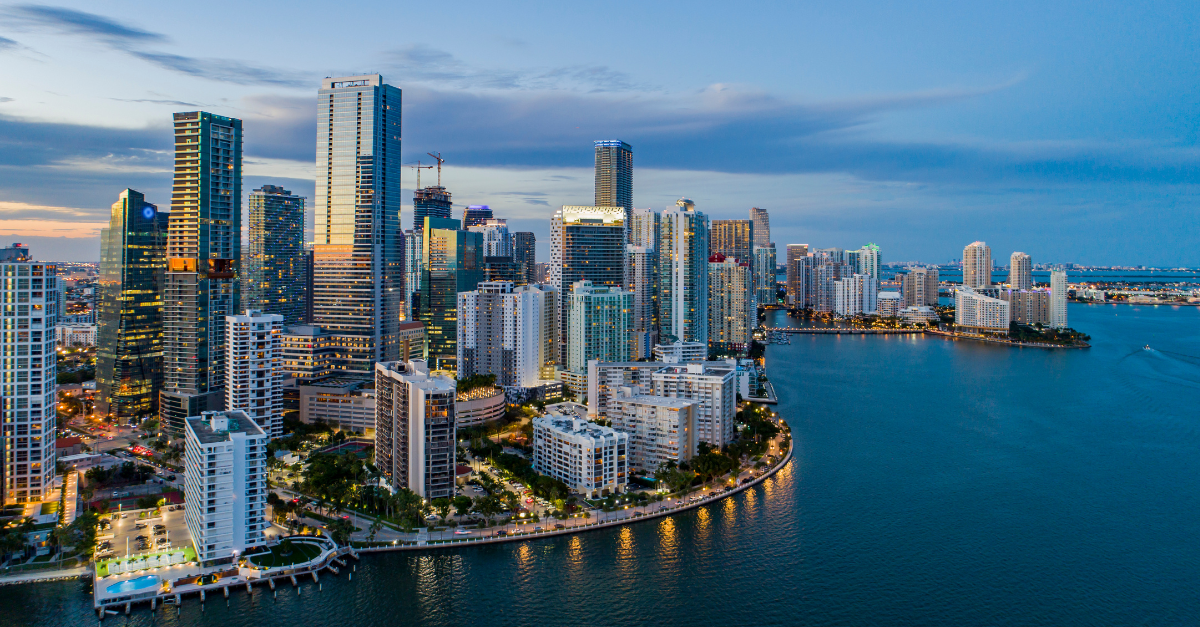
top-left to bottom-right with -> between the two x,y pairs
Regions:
762,327 -> 925,335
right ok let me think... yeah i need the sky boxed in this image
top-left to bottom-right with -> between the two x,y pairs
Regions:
0,0 -> 1198,266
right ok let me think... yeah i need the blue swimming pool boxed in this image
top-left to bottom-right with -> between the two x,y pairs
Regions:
105,575 -> 159,595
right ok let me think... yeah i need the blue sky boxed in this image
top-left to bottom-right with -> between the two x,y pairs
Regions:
0,0 -> 1197,265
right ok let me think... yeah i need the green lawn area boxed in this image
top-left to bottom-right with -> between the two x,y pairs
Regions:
31,553 -> 54,563
39,502 -> 59,516
246,541 -> 323,569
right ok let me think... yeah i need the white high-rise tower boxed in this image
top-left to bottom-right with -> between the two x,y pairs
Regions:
225,309 -> 284,439
963,241 -> 992,288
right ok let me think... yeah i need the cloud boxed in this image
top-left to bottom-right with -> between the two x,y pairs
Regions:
111,98 -> 202,107
5,5 -> 309,87
0,35 -> 18,50
0,97 -> 12,103
381,45 -> 643,92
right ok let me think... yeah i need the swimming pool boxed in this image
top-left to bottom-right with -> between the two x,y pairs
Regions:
105,575 -> 159,595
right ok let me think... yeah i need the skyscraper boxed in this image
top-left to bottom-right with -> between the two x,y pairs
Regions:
243,185 -> 305,325
312,75 -> 403,374
412,186 -> 451,230
902,267 -> 940,307
403,229 -> 422,320
375,360 -> 457,499
857,243 -> 882,279
630,207 -> 659,249
1010,252 -> 1033,290
512,232 -> 535,285
225,310 -> 284,439
0,246 -> 58,505
1050,270 -> 1068,329
625,244 -> 658,359
469,218 -> 512,257
963,241 -> 992,288
97,189 -> 167,421
566,280 -> 634,372
417,217 -> 482,370
457,282 -> 553,387
749,207 -> 771,247
462,205 -> 492,228
785,244 -> 809,306
161,111 -> 242,436
710,220 -> 753,262
753,245 -> 777,307
659,199 -> 709,344
708,254 -> 754,349
550,205 -> 626,359
594,140 -> 633,239
183,410 -> 267,564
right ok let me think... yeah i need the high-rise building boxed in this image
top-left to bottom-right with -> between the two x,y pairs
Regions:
814,255 -> 852,313
625,244 -> 658,359
710,220 -> 753,263
833,274 -> 878,316
1001,288 -> 1050,325
279,325 -> 334,385
901,267 -> 940,307
658,199 -> 709,344
482,256 -> 520,284
512,232 -> 535,285
785,244 -> 809,306
462,205 -> 492,228
417,217 -> 483,370
161,111 -> 243,436
708,254 -> 754,350
1010,252 -> 1033,290
1050,270 -> 1068,329
652,362 -> 737,448
457,282 -> 553,388
0,247 -> 58,505
566,280 -> 633,372
302,247 -> 314,323
403,229 -> 423,319
97,189 -> 167,421
857,243 -> 882,279
963,241 -> 992,288
412,186 -> 451,231
469,218 -> 512,257
312,75 -> 403,374
749,207 -> 771,247
955,286 -> 1010,333
753,245 -> 777,307
183,410 -> 267,565
532,402 -> 627,498
550,205 -> 625,360
397,321 -> 426,361
610,387 -> 696,472
243,185 -> 306,326
225,310 -> 284,439
630,207 -> 659,249
877,292 -> 903,317
374,360 -> 457,499
594,140 -> 633,239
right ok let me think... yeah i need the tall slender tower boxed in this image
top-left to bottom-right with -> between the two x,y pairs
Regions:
417,217 -> 482,370
513,232 -> 536,285
710,220 -> 753,262
749,207 -> 771,247
97,189 -> 167,421
243,185 -> 306,325
1010,252 -> 1033,290
161,112 -> 242,436
785,244 -> 809,306
594,140 -> 633,240
313,75 -> 403,374
963,241 -> 992,288
658,199 -> 709,344
857,243 -> 882,278
226,310 -> 284,439
412,186 -> 451,230
1049,270 -> 1068,329
550,205 -> 626,361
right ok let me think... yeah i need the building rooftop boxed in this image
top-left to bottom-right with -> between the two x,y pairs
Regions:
535,413 -> 624,440
186,410 -> 264,444
301,375 -> 373,392
397,321 -> 425,331
614,394 -> 696,410
545,402 -> 589,420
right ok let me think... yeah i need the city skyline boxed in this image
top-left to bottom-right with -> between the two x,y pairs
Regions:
1,2 -> 1197,266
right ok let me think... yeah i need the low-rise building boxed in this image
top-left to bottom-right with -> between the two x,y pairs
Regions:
183,410 -> 267,566
456,385 -> 506,427
610,388 -> 696,472
299,377 -> 376,436
532,402 -> 627,497
54,436 -> 84,457
56,324 -> 96,347
955,286 -> 1011,334
652,341 -> 707,363
877,291 -> 902,317
900,306 -> 939,325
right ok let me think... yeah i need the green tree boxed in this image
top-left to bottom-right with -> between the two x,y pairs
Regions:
431,497 -> 453,525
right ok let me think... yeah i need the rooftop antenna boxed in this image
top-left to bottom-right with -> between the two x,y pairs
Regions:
427,152 -> 445,187
408,160 -> 433,189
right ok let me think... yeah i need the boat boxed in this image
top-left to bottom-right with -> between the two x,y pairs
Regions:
1144,345 -> 1151,350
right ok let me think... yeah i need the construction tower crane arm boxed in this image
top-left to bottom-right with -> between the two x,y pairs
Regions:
407,160 -> 434,188
426,152 -> 445,187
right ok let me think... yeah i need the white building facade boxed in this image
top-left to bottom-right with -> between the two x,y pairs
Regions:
610,389 -> 696,472
183,410 -> 267,565
532,403 -> 628,497
1050,270 -> 1069,329
652,362 -> 737,448
225,310 -> 284,439
955,286 -> 1011,333
458,282 -> 550,388
374,360 -> 457,499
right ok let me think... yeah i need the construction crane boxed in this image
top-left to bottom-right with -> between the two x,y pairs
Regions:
426,152 -> 445,187
408,160 -> 434,189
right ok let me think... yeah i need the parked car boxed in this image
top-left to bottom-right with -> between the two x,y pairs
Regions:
554,524 -> 565,530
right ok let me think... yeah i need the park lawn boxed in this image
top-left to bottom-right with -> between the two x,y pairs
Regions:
31,554 -> 54,563
247,541 -> 323,569
39,502 -> 59,516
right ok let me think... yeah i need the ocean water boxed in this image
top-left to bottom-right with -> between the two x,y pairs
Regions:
5,303 -> 1198,626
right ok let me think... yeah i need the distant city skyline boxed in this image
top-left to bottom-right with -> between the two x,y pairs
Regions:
0,3 -> 1196,266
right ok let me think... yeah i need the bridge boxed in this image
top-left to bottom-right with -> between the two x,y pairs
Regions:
762,327 -> 925,335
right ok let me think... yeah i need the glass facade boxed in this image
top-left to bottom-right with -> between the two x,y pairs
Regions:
96,189 -> 167,421
550,206 -> 626,361
413,186 -> 451,230
313,75 -> 403,373
243,185 -> 306,325
594,140 -> 633,239
162,111 -> 242,435
417,217 -> 482,370
658,199 -> 709,344
512,232 -> 535,285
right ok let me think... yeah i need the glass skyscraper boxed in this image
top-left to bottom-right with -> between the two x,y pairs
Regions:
161,111 -> 242,435
462,205 -> 492,228
710,219 -> 754,262
243,185 -> 306,325
550,205 -> 626,361
97,189 -> 167,421
417,217 -> 482,370
594,140 -> 633,240
658,199 -> 709,344
513,232 -> 535,285
413,186 -> 451,230
313,75 -> 403,374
